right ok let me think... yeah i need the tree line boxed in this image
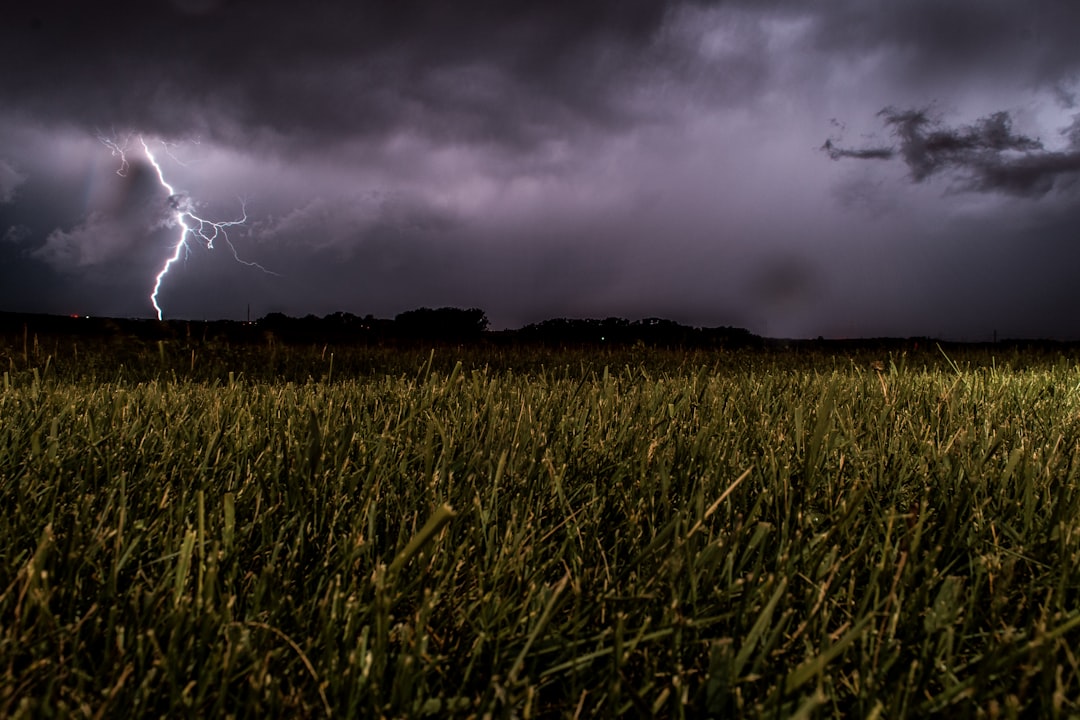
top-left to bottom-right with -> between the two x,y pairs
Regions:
0,308 -> 760,348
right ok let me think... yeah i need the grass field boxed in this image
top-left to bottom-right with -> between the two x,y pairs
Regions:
3,336 -> 1080,717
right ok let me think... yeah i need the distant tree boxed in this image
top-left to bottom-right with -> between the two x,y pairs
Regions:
394,307 -> 489,341
323,311 -> 358,324
259,312 -> 293,329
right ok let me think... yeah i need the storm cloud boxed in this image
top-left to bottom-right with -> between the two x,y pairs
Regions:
1,0 -> 673,151
825,107 -> 1080,197
3,1 -> 1080,337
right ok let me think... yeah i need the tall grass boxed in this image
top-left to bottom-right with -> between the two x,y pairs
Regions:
2,345 -> 1080,716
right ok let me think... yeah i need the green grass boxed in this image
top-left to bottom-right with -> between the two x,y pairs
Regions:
3,340 -> 1080,717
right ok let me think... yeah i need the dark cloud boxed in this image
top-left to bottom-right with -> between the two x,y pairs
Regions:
805,0 -> 1080,91
825,107 -> 1080,197
0,0 -> 674,153
6,1 -> 1080,155
821,141 -> 893,161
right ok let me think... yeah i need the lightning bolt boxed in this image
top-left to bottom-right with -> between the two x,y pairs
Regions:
100,134 -> 276,320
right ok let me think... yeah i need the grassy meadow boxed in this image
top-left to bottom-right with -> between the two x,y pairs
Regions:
3,334 -> 1080,717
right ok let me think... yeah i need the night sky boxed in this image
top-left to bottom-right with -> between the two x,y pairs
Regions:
2,1 -> 1080,339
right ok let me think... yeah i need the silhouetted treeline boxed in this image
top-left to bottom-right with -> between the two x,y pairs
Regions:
253,310 -> 759,347
6,308 -> 1080,354
0,308 -> 759,348
394,307 -> 489,341
259,308 -> 489,344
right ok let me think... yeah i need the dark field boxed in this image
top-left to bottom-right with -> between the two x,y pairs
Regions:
3,324 -> 1080,717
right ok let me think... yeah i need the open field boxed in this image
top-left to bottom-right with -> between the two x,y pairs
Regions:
3,335 -> 1080,717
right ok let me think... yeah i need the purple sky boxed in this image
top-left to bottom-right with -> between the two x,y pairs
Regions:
2,1 -> 1080,338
